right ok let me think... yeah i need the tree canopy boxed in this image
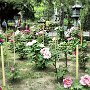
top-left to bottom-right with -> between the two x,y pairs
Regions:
0,0 -> 35,21
1,0 -> 90,30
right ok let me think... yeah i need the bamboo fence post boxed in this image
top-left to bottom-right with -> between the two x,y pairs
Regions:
76,45 -> 79,79
13,32 -> 15,64
1,46 -> 6,86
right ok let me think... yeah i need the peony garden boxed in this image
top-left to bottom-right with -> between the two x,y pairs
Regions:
0,0 -> 90,90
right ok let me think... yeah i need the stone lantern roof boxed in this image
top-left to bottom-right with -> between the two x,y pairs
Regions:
72,4 -> 82,9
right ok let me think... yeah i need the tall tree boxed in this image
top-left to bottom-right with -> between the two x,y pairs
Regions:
0,0 -> 35,24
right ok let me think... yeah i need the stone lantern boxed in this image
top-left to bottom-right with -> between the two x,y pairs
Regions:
71,1 -> 82,26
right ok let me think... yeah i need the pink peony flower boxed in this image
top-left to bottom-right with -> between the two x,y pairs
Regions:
10,66 -> 15,72
78,34 -> 80,37
40,48 -> 49,55
9,39 -> 14,42
0,86 -> 2,90
43,51 -> 51,59
67,37 -> 74,41
40,47 -> 51,59
24,30 -> 30,33
0,39 -> 4,43
63,77 -> 73,88
72,51 -> 76,55
80,75 -> 90,87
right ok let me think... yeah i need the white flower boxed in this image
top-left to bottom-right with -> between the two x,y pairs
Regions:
44,47 -> 49,51
26,42 -> 33,46
39,31 -> 44,35
44,30 -> 47,32
0,30 -> 3,34
52,37 -> 56,41
39,44 -> 45,47
15,30 -> 20,36
54,27 -> 59,30
40,48 -> 46,54
35,33 -> 39,36
69,26 -> 78,33
64,29 -> 70,37
32,40 -> 37,44
26,40 -> 37,46
21,34 -> 25,38
60,42 -> 65,45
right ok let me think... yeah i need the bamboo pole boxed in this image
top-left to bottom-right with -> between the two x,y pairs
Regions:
80,23 -> 83,45
13,32 -> 15,64
54,37 -> 58,80
76,45 -> 79,79
1,46 -> 6,86
55,37 -> 57,50
6,26 -> 7,42
43,23 -> 44,45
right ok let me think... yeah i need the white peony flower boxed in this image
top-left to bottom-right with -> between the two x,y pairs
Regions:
69,26 -> 78,33
15,30 -> 20,36
26,40 -> 37,46
60,42 -> 65,45
39,31 -> 44,35
52,37 -> 56,41
54,27 -> 59,30
39,44 -> 45,47
35,33 -> 39,36
32,40 -> 37,44
26,42 -> 33,46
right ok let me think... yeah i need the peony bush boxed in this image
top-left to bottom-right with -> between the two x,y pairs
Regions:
26,40 -> 52,69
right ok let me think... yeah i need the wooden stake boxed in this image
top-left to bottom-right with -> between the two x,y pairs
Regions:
6,26 -> 7,42
80,24 -> 83,45
1,46 -> 6,86
43,24 -> 44,45
76,45 -> 79,79
13,32 -> 15,64
55,37 -> 57,50
54,37 -> 58,80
